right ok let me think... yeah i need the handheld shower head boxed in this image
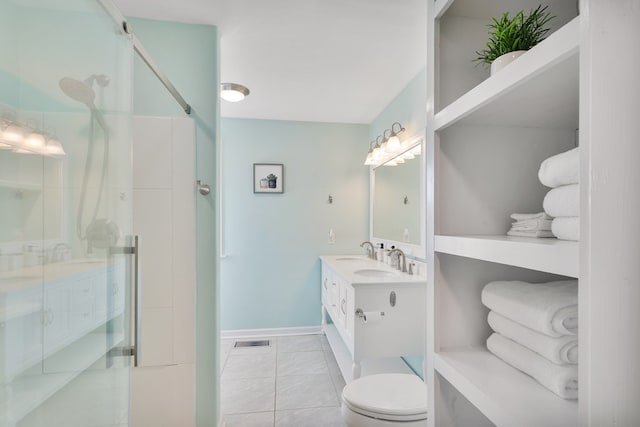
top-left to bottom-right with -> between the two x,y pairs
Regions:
84,74 -> 110,88
59,77 -> 96,108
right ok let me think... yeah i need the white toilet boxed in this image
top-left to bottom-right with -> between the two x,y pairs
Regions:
341,373 -> 428,426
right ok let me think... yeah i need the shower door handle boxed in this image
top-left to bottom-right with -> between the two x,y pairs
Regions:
109,235 -> 142,367
131,235 -> 141,367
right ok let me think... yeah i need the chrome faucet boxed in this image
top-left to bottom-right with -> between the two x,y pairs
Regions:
360,241 -> 376,260
52,242 -> 71,262
388,248 -> 407,273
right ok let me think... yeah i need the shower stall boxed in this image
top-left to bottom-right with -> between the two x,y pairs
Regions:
0,0 -> 135,425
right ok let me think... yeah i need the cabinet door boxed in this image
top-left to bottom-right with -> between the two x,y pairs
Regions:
329,277 -> 340,319
0,288 -> 43,384
338,278 -> 347,327
72,278 -> 96,335
43,281 -> 73,355
321,264 -> 330,307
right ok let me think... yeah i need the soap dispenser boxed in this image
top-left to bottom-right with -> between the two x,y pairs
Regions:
376,243 -> 384,263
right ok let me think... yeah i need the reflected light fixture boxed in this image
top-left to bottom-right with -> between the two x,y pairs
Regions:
220,82 -> 250,102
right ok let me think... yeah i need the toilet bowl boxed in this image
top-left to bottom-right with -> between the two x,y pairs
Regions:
341,373 -> 428,427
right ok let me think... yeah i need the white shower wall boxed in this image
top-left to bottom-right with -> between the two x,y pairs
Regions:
130,116 -> 196,426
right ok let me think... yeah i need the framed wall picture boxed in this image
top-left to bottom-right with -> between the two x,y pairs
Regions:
253,163 -> 284,193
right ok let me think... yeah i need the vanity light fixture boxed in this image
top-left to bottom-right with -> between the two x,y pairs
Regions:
369,133 -> 423,168
365,122 -> 412,166
220,82 -> 250,102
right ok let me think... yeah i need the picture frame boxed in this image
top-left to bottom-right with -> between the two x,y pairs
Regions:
253,163 -> 284,193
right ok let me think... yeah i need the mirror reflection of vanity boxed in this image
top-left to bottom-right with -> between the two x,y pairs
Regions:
371,132 -> 425,259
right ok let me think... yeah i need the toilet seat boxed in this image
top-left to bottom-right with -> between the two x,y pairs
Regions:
341,374 -> 428,422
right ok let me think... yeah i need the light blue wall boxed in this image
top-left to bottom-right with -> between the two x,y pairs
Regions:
128,18 -> 219,426
220,118 -> 369,330
369,68 -> 426,142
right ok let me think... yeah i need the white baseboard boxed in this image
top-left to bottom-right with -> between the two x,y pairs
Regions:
220,326 -> 322,340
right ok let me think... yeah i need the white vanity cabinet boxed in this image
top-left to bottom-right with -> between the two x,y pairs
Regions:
320,256 -> 425,381
0,259 -> 128,423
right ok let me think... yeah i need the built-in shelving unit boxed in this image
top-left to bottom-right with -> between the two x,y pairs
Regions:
0,179 -> 41,192
435,235 -> 578,278
426,1 -> 582,426
434,349 -> 578,427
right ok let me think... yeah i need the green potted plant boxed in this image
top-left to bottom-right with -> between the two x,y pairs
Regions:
474,4 -> 555,75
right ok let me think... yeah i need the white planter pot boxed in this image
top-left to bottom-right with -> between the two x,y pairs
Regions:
490,50 -> 527,75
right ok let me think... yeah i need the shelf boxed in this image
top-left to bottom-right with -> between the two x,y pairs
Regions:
434,16 -> 579,131
435,347 -> 578,427
0,179 -> 41,192
0,331 -> 125,424
435,235 -> 578,278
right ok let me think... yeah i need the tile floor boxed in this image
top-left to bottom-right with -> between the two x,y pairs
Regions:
220,334 -> 347,427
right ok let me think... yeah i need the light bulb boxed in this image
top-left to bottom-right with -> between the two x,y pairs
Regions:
2,124 -> 25,144
45,138 -> 65,156
387,135 -> 401,151
364,151 -> 374,165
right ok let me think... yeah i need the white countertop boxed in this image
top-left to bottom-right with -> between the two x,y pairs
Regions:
0,258 -> 112,294
320,255 -> 426,286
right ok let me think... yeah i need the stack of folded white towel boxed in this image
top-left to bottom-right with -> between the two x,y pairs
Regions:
539,147 -> 580,241
481,280 -> 579,399
507,212 -> 554,238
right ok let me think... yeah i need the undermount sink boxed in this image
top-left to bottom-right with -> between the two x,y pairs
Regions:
336,257 -> 365,261
353,269 -> 397,278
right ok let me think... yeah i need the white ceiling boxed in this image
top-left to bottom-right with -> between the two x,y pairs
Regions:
112,0 -> 427,124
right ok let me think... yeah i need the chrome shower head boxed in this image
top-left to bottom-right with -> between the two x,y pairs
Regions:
59,77 -> 96,108
84,74 -> 110,88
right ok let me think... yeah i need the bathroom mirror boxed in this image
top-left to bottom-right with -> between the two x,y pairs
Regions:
371,133 -> 425,257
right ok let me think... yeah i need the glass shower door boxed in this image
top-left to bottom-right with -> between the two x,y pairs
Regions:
0,0 -> 135,426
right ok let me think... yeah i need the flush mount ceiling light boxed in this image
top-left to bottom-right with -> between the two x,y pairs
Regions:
220,82 -> 250,102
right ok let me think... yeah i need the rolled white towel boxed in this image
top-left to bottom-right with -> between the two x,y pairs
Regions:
481,280 -> 578,337
543,184 -> 579,217
510,218 -> 553,231
538,147 -> 579,188
488,311 -> 578,364
510,212 -> 552,221
507,229 -> 555,238
487,333 -> 578,399
552,217 -> 580,241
